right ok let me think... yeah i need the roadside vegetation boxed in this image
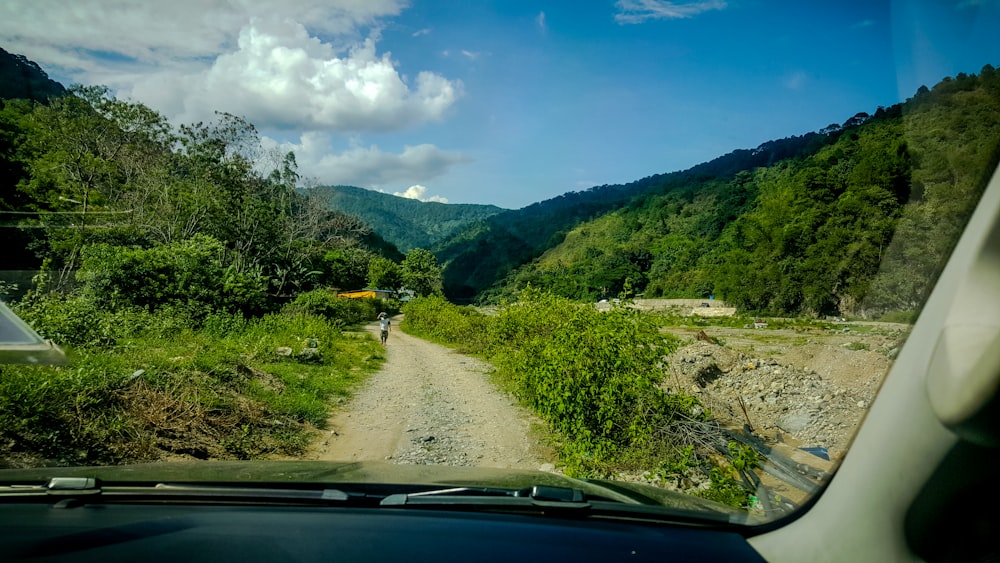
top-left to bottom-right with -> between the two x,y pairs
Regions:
0,79 -> 444,468
402,289 -> 761,509
0,271 -> 386,468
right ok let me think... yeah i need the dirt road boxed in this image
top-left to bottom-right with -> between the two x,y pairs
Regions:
309,316 -> 554,470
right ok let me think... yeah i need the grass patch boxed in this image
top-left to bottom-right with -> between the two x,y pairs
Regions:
879,310 -> 918,324
1,298 -> 383,468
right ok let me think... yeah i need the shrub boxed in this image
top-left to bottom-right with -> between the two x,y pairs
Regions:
489,291 -> 684,471
281,289 -> 380,327
76,234 -> 268,315
14,291 -> 126,348
401,296 -> 491,353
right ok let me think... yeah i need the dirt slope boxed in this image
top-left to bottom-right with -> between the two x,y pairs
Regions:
663,322 -> 909,458
308,316 -> 554,470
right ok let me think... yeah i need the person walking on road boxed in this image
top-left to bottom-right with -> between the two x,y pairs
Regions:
378,312 -> 391,345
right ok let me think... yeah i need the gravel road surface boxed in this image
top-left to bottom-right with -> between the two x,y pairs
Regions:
310,316 -> 554,470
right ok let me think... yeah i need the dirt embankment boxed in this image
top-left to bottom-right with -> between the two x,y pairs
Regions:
662,323 -> 909,459
307,317 -> 555,470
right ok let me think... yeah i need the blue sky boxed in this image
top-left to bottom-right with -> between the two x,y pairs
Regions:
1,1 -> 998,208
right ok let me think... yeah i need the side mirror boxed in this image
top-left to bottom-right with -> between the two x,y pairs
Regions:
0,300 -> 66,365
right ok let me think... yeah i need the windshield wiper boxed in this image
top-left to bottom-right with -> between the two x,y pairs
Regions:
380,484 -> 738,526
1,479 -> 736,525
380,484 -> 593,515
383,484 -> 588,506
1,477 -> 355,507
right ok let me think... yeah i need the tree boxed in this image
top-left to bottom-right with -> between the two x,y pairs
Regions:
320,246 -> 370,290
367,256 -> 402,292
401,248 -> 443,297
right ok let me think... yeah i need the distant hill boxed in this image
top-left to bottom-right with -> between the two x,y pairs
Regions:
476,66 -> 1000,317
435,131 -> 833,301
311,185 -> 506,253
0,47 -> 67,101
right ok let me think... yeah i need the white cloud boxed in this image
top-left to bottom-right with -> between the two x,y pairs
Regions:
266,133 -> 472,188
128,20 -> 462,131
537,11 -> 548,33
614,0 -> 727,24
412,28 -> 431,37
0,0 -> 404,69
0,1 -> 461,133
394,185 -> 449,203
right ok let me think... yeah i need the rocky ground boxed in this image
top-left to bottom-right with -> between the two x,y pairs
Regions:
661,322 -> 910,459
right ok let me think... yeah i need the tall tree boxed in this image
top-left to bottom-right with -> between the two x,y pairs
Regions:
367,256 -> 402,292
401,248 -> 443,297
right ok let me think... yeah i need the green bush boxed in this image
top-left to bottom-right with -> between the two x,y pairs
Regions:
76,234 -> 269,315
281,289 -> 381,327
488,290 -> 686,472
401,296 -> 491,353
14,291 -> 126,347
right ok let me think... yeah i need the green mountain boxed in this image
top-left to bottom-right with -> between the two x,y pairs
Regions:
486,67 -> 1000,317
436,132 -> 834,301
0,47 -> 67,101
311,185 -> 506,253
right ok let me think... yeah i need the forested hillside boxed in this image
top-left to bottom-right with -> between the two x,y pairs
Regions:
310,184 -> 504,252
3,46 -> 997,320
477,67 -> 1000,318
0,82 -> 417,303
436,129 -> 837,301
0,47 -> 67,102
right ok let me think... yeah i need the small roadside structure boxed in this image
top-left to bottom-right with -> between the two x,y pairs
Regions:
753,319 -> 768,329
337,288 -> 395,300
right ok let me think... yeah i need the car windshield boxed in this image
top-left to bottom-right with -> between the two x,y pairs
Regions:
1,0 -> 998,526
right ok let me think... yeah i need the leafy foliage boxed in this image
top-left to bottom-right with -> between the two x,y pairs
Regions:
76,234 -> 268,316
398,295 -> 491,353
2,295 -> 384,466
367,255 -> 402,292
1,84 -> 402,300
281,289 -> 383,327
401,248 -> 444,297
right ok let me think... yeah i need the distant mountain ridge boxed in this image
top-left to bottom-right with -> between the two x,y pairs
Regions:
434,130 -> 833,301
454,66 -> 1000,317
0,47 -> 67,101
311,185 -> 506,253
